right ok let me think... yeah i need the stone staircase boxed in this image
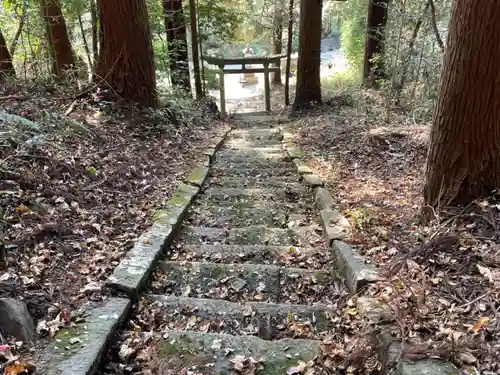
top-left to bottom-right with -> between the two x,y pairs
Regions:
141,125 -> 348,374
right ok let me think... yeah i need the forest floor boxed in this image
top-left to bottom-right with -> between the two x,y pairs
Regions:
290,89 -> 500,374
0,82 -> 225,343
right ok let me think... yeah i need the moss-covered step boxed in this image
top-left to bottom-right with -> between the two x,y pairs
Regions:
211,165 -> 296,178
213,157 -> 292,170
187,205 -> 291,228
225,138 -> 283,148
180,225 -> 310,246
39,298 -> 130,375
152,261 -> 280,302
202,186 -> 306,202
215,152 -> 288,164
193,196 -> 306,214
212,176 -> 301,189
145,295 -> 335,339
170,245 -> 335,270
221,145 -> 284,153
154,331 -> 321,375
279,267 -> 346,307
230,128 -> 282,139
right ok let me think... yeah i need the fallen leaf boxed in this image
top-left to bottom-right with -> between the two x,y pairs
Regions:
470,316 -> 489,333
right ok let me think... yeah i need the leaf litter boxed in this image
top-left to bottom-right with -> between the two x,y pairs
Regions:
291,89 -> 500,374
0,81 -> 225,366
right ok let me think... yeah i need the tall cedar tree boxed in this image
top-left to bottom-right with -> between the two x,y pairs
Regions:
0,29 -> 15,79
363,0 -> 388,85
272,12 -> 283,84
292,0 -> 322,111
189,0 -> 203,97
424,0 -> 500,208
96,0 -> 157,107
164,0 -> 191,90
41,0 -> 75,75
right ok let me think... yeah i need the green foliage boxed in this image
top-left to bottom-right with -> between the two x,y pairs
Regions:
339,0 -> 367,73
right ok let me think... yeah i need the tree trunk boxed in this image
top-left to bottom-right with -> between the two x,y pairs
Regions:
423,0 -> 500,209
90,0 -> 98,68
272,14 -> 283,85
163,0 -> 191,90
0,29 -> 16,80
96,0 -> 157,107
284,0 -> 294,106
40,0 -> 75,76
189,0 -> 203,98
363,0 -> 388,85
292,0 -> 322,111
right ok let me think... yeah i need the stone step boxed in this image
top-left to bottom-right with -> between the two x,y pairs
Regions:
215,151 -> 289,163
220,145 -> 283,153
279,267 -> 346,306
202,187 -> 305,202
213,176 -> 302,189
225,138 -> 283,148
169,245 -> 335,270
154,330 -> 320,375
187,204 -> 294,228
146,295 -> 335,339
212,165 -> 296,178
152,261 -> 281,302
213,157 -> 292,169
230,128 -> 282,139
180,225 -> 321,247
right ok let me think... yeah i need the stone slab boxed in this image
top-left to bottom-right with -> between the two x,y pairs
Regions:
285,146 -> 304,159
202,187 -> 305,201
314,187 -> 336,210
292,159 -> 313,175
332,240 -> 382,293
186,165 -> 210,187
42,298 -> 130,375
215,150 -> 287,162
279,267 -> 345,306
212,165 -> 296,178
319,209 -> 350,245
222,145 -> 283,153
177,245 -> 334,270
302,174 -> 323,188
214,176 -> 301,189
105,183 -> 199,296
156,331 -> 321,375
147,295 -> 335,337
189,204 -> 291,227
157,261 -> 280,302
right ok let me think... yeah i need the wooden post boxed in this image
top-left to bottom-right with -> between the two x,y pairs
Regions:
263,61 -> 271,112
218,65 -> 225,117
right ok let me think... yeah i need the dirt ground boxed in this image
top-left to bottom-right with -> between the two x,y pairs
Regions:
0,82 -> 224,326
291,90 -> 500,374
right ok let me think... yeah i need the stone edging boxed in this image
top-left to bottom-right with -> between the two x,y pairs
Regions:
42,127 -> 232,375
282,131 -> 380,294
281,130 -> 460,375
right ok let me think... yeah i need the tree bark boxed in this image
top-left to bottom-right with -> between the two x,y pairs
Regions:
90,0 -> 98,68
40,0 -> 75,76
284,0 -> 294,106
96,0 -> 157,107
163,0 -> 191,90
272,14 -> 283,85
363,0 -> 389,85
292,0 -> 322,111
0,29 -> 16,80
423,0 -> 500,209
189,0 -> 203,98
